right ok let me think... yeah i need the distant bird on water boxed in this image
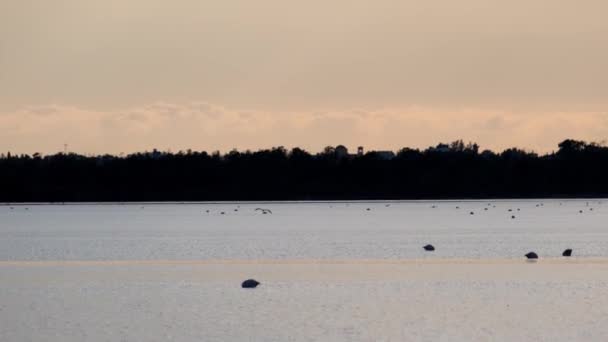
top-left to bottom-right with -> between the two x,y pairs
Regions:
255,208 -> 272,214
241,279 -> 260,289
562,249 -> 573,257
423,244 -> 435,251
525,252 -> 538,260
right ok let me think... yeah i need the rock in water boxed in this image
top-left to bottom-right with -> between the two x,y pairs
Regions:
241,279 -> 260,288
525,252 -> 539,260
423,244 -> 435,251
562,249 -> 573,257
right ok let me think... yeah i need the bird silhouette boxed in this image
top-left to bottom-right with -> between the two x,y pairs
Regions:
255,208 -> 272,214
525,252 -> 538,260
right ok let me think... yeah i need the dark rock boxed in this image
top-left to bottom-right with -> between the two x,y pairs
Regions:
241,279 -> 260,288
525,252 -> 538,259
511,215 -> 516,219
562,249 -> 573,257
423,244 -> 435,251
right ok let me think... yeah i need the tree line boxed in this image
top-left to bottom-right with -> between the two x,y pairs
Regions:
1,139 -> 607,202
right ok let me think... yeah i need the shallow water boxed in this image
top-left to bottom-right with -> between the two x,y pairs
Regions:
0,200 -> 606,260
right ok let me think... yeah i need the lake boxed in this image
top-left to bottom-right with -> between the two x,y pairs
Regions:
1,200 -> 607,260
1,200 -> 607,341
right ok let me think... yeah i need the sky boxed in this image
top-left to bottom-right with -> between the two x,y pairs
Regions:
1,0 -> 607,155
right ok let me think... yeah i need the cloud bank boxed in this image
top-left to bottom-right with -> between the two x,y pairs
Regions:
1,103 -> 606,155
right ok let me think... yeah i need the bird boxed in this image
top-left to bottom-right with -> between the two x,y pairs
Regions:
423,244 -> 435,251
366,208 -> 371,211
525,252 -> 538,260
562,249 -> 573,257
220,212 -> 225,215
255,208 -> 272,214
511,215 -> 516,219
470,211 -> 475,215
241,279 -> 260,289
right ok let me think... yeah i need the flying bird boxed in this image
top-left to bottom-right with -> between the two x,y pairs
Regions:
255,208 -> 272,214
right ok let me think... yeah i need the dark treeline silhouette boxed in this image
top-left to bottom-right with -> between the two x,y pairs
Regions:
1,139 -> 608,202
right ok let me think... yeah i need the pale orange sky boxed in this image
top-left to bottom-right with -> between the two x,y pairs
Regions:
1,0 -> 607,154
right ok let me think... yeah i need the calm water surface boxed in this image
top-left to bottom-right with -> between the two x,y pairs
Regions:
0,200 -> 606,260
2,200 -> 608,341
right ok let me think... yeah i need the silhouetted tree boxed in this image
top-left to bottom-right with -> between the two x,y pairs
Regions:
1,139 -> 608,201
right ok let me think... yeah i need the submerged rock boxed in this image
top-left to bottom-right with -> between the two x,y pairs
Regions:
241,279 -> 260,288
525,252 -> 539,260
562,249 -> 573,257
423,244 -> 435,251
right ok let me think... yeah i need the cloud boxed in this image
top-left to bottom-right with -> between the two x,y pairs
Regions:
1,103 -> 607,155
